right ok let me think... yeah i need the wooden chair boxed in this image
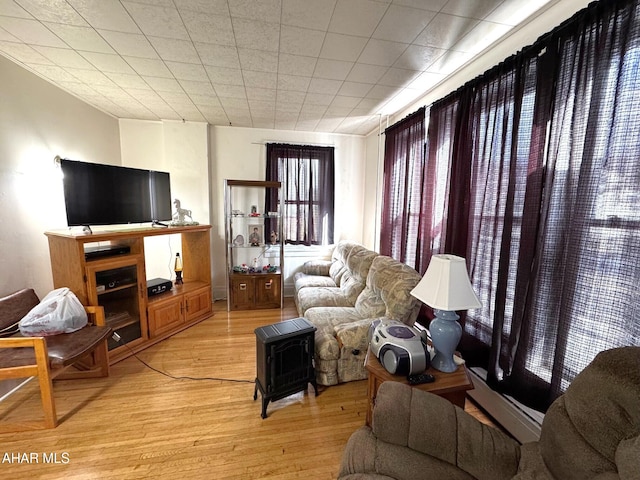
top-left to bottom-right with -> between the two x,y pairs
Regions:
0,288 -> 111,432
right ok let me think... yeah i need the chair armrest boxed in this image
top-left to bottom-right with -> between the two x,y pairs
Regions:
373,382 -> 521,480
84,305 -> 105,327
334,318 -> 377,351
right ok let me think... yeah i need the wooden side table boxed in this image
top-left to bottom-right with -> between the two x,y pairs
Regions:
365,348 -> 474,426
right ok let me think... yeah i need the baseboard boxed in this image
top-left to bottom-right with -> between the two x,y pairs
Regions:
467,367 -> 543,444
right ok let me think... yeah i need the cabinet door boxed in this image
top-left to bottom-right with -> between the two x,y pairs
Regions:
86,255 -> 147,351
254,274 -> 281,309
148,297 -> 184,338
230,275 -> 254,310
184,286 -> 212,322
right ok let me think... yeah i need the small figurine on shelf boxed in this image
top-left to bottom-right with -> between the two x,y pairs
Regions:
170,198 -> 199,226
174,252 -> 183,285
270,231 -> 277,245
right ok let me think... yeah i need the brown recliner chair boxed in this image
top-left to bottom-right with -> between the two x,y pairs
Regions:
339,347 -> 640,480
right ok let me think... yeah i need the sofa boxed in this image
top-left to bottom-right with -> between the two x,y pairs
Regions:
293,241 -> 422,386
338,346 -> 640,480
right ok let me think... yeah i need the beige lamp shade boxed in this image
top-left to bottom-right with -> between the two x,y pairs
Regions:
410,254 -> 482,311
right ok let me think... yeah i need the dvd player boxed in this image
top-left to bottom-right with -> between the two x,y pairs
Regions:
147,278 -> 172,297
85,244 -> 131,260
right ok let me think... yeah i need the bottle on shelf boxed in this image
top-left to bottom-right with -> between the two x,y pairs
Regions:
174,253 -> 183,285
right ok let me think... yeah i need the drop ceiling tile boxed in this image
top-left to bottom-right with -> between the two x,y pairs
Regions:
282,0 -> 336,30
181,10 -> 235,45
174,0 -> 229,14
275,120 -> 297,130
277,89 -> 306,104
220,98 -> 249,110
248,87 -> 277,104
123,57 -> 172,77
0,41 -> 53,64
204,65 -> 243,85
276,101 -> 302,114
58,81 -> 99,96
237,48 -> 278,73
346,63 -> 387,83
105,72 -> 150,89
190,94 -> 222,107
308,78 -> 342,95
275,110 -> 299,121
232,18 -> 280,52
300,103 -> 327,115
0,1 -> 31,18
44,23 -> 115,53
142,76 -> 183,92
33,46 -> 95,68
157,90 -> 191,104
15,0 -> 88,26
179,79 -> 215,95
366,84 -> 400,99
253,118 -> 275,129
315,117 -> 343,132
243,70 -> 277,89
230,0 -> 281,24
358,39 -> 408,67
392,0 -> 446,10
319,33 -> 367,62
0,17 -> 66,47
97,30 -> 158,59
214,84 -> 246,99
278,53 -> 316,76
373,4 -> 435,43
296,118 -> 319,131
248,99 -> 275,113
425,49 -> 472,74
123,88 -> 164,102
314,58 -> 353,81
413,13 -> 480,49
330,95 -> 361,108
393,44 -> 445,71
440,0 -> 503,20
0,28 -> 20,42
66,67 -> 116,86
121,2 -> 189,40
280,25 -> 325,57
277,74 -> 311,92
165,61 -> 208,81
26,63 -> 80,82
171,105 -> 205,121
67,0 -> 140,33
148,36 -> 200,63
378,68 -> 421,87
337,81 -> 373,97
328,0 -> 388,37
407,70 -> 444,90
195,43 -> 240,68
304,92 -> 333,106
80,51 -> 136,73
325,105 -> 353,116
454,20 -> 512,54
486,0 -> 552,26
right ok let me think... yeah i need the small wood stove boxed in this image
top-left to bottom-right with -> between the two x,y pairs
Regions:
253,317 -> 318,418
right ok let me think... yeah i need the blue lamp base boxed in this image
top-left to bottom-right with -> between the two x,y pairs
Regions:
429,309 -> 462,373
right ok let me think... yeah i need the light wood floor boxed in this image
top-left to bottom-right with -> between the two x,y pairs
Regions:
0,299 -> 497,479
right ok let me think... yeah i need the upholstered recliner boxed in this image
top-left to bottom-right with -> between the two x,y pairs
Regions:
339,346 -> 640,480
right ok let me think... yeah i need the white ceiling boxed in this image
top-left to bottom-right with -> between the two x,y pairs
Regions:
0,0 -> 554,135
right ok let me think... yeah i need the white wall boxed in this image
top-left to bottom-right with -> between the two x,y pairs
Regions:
119,119 -> 211,282
0,54 -> 121,298
210,126 -> 366,299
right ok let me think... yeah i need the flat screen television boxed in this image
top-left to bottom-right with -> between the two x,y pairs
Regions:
60,159 -> 172,227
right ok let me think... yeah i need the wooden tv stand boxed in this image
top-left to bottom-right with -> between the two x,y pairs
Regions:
45,225 -> 212,364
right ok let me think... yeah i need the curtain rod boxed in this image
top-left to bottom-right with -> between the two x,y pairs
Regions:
251,141 -> 335,147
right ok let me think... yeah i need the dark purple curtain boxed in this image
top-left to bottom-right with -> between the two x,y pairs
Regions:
379,107 -> 428,272
405,0 -> 640,411
266,143 -> 334,246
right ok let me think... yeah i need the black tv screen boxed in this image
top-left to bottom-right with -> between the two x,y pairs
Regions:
60,159 -> 172,226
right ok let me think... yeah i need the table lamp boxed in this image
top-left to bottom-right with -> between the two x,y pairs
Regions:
410,255 -> 481,372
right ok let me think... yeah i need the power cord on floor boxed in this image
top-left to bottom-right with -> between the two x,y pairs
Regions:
112,332 -> 254,384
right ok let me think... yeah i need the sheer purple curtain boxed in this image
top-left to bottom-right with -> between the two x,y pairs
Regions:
379,107 -> 427,272
421,0 -> 640,410
266,143 -> 334,246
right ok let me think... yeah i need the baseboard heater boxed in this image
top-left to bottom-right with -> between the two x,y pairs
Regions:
467,367 -> 544,444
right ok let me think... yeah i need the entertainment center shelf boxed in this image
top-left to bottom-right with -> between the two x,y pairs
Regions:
45,225 -> 212,364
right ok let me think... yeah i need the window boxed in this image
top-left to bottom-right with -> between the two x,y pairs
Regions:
265,143 -> 334,246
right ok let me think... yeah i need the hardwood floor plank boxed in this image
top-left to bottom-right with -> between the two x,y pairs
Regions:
0,298 -> 497,479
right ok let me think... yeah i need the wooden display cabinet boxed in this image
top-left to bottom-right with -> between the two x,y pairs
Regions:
45,225 -> 213,363
224,180 -> 284,311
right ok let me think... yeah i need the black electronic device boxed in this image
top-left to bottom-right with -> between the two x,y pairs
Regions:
60,159 -> 172,228
147,278 -> 172,297
84,244 -> 131,260
96,267 -> 136,291
407,373 -> 435,385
